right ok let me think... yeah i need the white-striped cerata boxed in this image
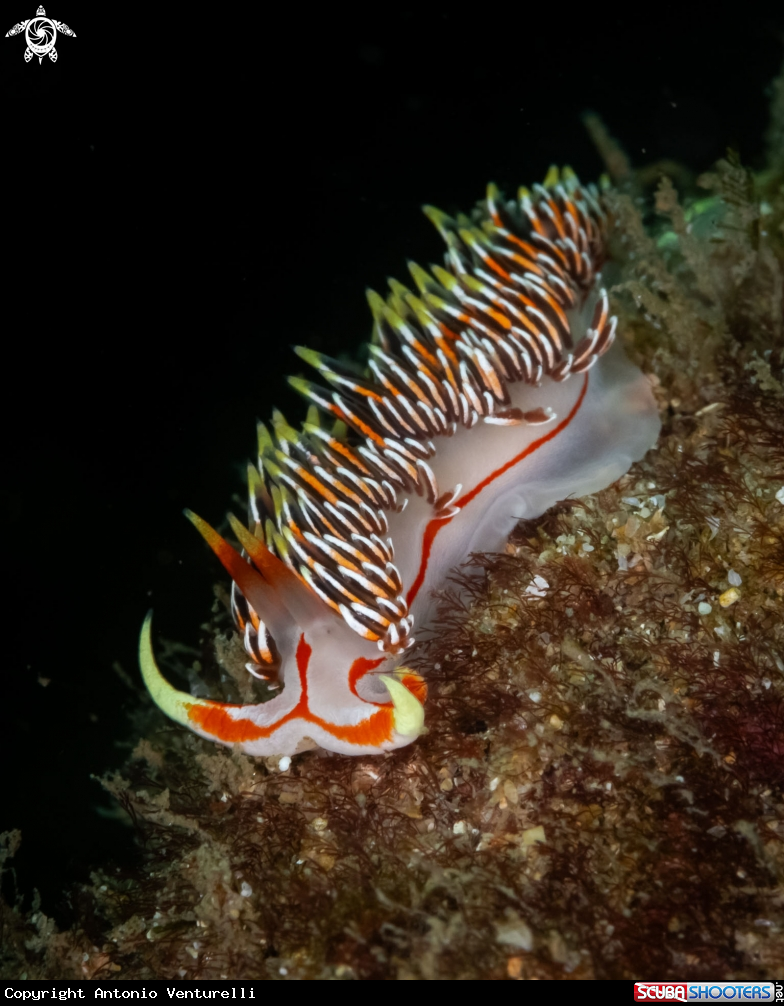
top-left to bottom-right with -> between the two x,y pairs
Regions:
140,167 -> 661,757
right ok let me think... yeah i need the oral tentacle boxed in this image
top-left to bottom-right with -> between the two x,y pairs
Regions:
380,671 -> 426,740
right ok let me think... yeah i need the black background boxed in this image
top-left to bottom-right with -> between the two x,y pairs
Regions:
3,3 -> 783,922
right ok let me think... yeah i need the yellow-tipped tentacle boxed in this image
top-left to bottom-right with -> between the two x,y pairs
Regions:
379,672 -> 425,739
139,611 -> 211,727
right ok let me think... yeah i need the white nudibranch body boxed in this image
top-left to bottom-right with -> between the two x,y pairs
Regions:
140,168 -> 661,756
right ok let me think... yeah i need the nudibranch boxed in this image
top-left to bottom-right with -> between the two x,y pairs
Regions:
140,167 -> 661,757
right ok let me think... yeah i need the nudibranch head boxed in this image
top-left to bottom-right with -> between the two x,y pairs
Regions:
141,167 -> 660,757
139,512 -> 428,757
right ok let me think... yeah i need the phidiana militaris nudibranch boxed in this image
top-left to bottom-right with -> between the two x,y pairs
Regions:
140,167 -> 661,757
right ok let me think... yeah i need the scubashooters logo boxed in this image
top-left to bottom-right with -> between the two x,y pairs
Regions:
634,985 -> 776,1003
5,5 -> 75,63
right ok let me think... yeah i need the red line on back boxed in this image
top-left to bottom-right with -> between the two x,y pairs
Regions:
405,373 -> 589,608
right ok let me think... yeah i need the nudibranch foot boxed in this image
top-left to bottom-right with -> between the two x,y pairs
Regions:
140,167 -> 660,757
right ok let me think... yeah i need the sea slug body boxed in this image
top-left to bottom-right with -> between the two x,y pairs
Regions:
140,167 -> 661,757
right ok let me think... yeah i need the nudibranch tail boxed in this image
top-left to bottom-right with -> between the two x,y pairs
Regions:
141,167 -> 660,758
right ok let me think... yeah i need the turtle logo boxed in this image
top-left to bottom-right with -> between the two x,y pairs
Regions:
5,5 -> 75,64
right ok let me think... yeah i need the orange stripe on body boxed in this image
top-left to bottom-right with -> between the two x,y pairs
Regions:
187,703 -> 269,744
348,657 -> 428,710
405,518 -> 444,611
482,255 -> 511,281
405,373 -> 589,608
187,633 -> 395,748
348,655 -> 385,697
342,407 -> 387,447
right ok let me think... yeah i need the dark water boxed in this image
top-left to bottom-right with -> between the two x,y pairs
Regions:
3,3 -> 783,924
